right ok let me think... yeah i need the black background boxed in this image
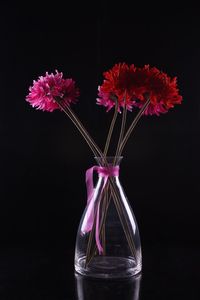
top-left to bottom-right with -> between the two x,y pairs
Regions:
0,1 -> 199,299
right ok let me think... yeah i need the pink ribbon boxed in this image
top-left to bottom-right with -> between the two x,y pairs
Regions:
81,165 -> 119,254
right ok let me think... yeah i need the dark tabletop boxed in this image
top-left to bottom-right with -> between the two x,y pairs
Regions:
0,242 -> 198,300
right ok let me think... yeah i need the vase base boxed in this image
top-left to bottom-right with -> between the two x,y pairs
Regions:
75,256 -> 142,279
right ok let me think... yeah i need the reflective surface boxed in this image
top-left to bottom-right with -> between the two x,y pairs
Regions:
0,243 -> 198,299
75,272 -> 141,300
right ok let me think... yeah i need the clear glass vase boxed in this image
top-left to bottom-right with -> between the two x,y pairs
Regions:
74,157 -> 142,278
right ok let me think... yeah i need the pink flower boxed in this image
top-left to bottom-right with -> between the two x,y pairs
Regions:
97,89 -> 115,111
97,89 -> 135,112
26,71 -> 79,112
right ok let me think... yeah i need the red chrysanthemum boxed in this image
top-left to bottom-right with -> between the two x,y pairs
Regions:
97,63 -> 137,112
132,65 -> 183,115
97,63 -> 182,115
26,71 -> 79,112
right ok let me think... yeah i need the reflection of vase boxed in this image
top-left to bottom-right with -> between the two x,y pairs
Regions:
74,156 -> 142,278
75,272 -> 142,300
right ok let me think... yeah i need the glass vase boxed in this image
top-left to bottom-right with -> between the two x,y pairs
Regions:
74,157 -> 142,278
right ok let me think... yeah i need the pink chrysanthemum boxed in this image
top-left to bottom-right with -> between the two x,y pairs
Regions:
26,71 -> 79,112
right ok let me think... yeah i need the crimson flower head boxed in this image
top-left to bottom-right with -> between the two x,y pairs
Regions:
132,65 -> 182,115
97,63 -> 136,112
97,63 -> 182,115
26,70 -> 79,112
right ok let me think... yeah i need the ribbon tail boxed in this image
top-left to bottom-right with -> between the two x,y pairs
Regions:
82,165 -> 115,255
85,167 -> 96,204
81,189 -> 95,233
81,166 -> 98,234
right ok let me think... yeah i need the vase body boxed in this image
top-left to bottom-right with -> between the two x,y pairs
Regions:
74,157 -> 142,279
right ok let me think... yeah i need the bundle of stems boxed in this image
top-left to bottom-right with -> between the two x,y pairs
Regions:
55,95 -> 150,266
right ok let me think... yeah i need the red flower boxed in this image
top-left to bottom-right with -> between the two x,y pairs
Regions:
132,65 -> 183,115
26,71 -> 79,112
97,63 -> 137,112
97,63 -> 182,115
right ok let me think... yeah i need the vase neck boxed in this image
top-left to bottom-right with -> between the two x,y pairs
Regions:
94,156 -> 123,167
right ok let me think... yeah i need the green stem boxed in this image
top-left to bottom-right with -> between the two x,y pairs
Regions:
103,102 -> 118,156
115,94 -> 127,158
54,98 -> 137,264
87,181 -> 137,266
119,98 -> 151,155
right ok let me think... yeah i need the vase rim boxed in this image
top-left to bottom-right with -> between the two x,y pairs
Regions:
94,156 -> 123,159
94,156 -> 123,166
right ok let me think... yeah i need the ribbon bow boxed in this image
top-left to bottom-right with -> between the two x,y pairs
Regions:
81,165 -> 119,254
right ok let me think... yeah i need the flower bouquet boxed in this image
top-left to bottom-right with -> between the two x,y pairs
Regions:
26,63 -> 182,278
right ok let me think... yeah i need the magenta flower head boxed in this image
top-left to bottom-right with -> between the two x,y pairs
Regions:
26,70 -> 79,112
